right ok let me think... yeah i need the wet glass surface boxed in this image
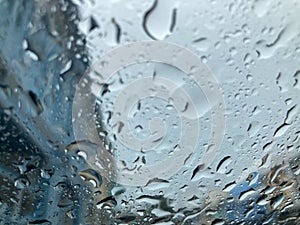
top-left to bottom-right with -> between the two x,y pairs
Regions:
0,0 -> 299,224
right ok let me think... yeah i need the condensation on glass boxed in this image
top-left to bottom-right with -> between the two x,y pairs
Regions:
0,0 -> 299,224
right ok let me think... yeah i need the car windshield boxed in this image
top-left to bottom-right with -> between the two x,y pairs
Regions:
0,0 -> 299,224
